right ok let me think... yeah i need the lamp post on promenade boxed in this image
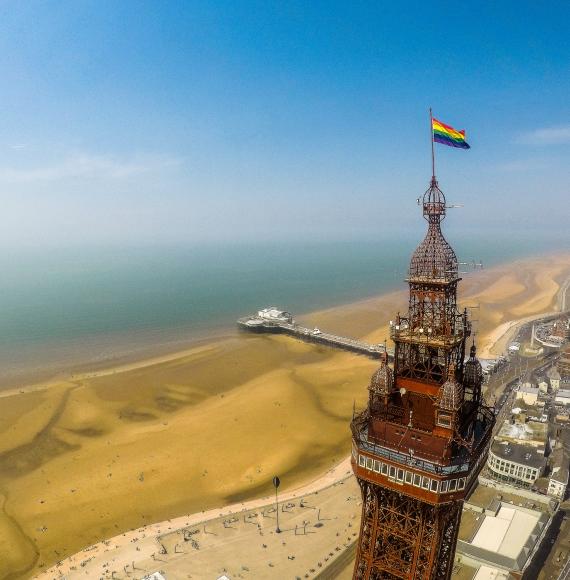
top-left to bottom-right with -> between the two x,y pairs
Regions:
272,475 -> 281,533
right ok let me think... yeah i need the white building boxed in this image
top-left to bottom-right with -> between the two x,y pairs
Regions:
256,307 -> 293,323
457,501 -> 549,573
547,448 -> 569,500
487,440 -> 546,487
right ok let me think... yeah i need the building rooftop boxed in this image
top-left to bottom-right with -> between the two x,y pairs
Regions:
550,447 -> 570,485
473,566 -> 509,580
491,440 -> 546,470
466,483 -> 553,514
471,505 -> 540,559
457,500 -> 549,572
497,419 -> 547,447
511,405 -> 544,422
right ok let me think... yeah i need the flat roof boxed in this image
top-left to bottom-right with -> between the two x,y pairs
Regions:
473,565 -> 509,580
497,420 -> 547,445
471,505 -> 541,559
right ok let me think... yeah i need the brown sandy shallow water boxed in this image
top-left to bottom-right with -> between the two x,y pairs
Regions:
0,252 -> 569,579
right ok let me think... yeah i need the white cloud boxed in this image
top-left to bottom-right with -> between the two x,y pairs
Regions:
496,159 -> 549,172
515,124 -> 570,145
0,152 -> 183,183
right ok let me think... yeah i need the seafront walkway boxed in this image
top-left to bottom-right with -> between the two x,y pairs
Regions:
37,459 -> 361,580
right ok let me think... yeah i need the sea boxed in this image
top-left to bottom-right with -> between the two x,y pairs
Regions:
0,232 -> 566,387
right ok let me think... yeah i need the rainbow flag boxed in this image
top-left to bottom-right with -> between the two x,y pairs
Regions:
432,117 -> 470,149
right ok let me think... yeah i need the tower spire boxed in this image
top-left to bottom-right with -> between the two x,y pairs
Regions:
350,127 -> 495,579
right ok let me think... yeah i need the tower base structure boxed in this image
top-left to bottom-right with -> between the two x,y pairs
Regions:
353,481 -> 462,580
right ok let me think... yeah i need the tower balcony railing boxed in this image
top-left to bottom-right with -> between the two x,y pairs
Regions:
350,407 -> 494,477
405,274 -> 460,285
354,424 -> 469,476
390,323 -> 466,347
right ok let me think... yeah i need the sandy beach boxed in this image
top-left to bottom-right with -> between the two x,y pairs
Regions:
1,252 -> 569,579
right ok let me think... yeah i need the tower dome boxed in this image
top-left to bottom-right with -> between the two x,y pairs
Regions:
438,364 -> 463,411
409,180 -> 458,281
464,344 -> 483,388
369,352 -> 394,396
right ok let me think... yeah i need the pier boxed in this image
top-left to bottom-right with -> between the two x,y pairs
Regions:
237,307 -> 392,360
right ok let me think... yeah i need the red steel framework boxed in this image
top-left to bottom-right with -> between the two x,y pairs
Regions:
350,169 -> 495,579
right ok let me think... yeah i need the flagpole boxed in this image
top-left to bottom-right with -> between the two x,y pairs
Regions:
430,107 -> 436,183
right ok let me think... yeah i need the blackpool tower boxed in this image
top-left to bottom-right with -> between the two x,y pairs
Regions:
350,171 -> 495,579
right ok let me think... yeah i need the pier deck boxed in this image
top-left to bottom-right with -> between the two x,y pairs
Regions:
237,311 -> 392,360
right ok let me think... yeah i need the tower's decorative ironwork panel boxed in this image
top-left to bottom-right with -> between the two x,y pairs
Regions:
351,177 -> 495,580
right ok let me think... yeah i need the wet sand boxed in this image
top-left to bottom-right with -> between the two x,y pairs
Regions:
0,252 -> 569,579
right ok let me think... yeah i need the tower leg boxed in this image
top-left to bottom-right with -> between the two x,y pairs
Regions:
353,480 -> 462,580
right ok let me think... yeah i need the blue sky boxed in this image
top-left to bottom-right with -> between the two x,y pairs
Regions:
0,1 -> 568,247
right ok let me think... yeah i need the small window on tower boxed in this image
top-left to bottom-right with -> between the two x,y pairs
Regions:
441,480 -> 449,493
397,469 -> 404,482
458,478 -> 466,490
389,466 -> 396,479
374,460 -> 381,473
405,471 -> 413,484
381,463 -> 388,475
437,412 -> 452,427
422,477 -> 430,490
366,457 -> 373,470
449,479 -> 457,492
430,479 -> 439,493
413,474 -> 421,487
359,455 -> 366,467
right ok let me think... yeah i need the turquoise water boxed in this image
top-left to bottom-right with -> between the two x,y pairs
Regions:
0,232 -> 566,385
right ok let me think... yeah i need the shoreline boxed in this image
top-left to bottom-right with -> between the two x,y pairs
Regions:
2,251 -> 570,580
4,248 -> 569,394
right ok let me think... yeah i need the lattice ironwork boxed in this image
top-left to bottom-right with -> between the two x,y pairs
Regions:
394,178 -> 470,385
351,174 -> 495,580
409,180 -> 457,283
353,481 -> 462,580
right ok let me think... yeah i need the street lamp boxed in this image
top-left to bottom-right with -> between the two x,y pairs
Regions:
273,475 -> 281,533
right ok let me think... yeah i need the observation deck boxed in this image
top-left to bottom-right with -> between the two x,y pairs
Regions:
350,406 -> 494,506
389,315 -> 470,349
